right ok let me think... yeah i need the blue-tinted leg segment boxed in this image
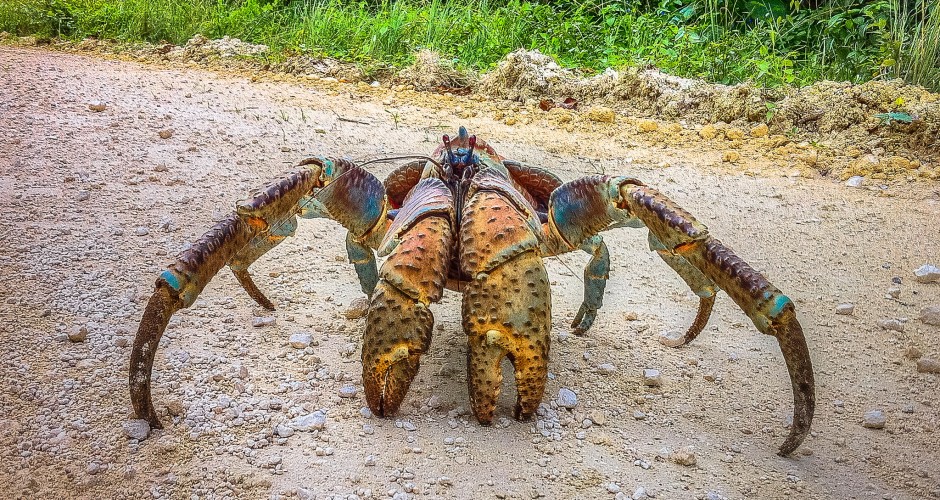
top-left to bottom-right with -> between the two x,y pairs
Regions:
228,215 -> 299,310
571,235 -> 609,335
648,233 -> 716,347
347,232 -> 379,297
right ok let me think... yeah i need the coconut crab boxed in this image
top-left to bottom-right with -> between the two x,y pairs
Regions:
129,127 -> 815,456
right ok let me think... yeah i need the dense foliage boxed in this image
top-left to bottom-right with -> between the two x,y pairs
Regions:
1,0 -> 937,90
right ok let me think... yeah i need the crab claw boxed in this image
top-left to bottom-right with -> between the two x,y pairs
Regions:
360,183 -> 453,417
768,303 -> 815,456
129,285 -> 180,429
361,286 -> 431,416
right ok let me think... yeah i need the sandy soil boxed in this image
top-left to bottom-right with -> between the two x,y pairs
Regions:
0,46 -> 938,500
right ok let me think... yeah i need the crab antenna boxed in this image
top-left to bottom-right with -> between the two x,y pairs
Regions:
467,135 -> 476,159
442,134 -> 456,164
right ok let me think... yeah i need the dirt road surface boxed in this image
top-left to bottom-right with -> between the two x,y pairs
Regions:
1,46 -> 938,499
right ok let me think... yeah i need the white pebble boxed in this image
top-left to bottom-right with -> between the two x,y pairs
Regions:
863,409 -> 886,429
642,368 -> 662,387
556,388 -> 578,409
914,264 -> 940,283
835,303 -> 854,315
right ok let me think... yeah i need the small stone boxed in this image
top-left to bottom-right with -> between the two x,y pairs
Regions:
606,483 -> 621,493
632,487 -> 648,500
291,411 -> 326,431
725,127 -> 744,140
596,363 -> 617,374
297,488 -> 315,500
345,297 -> 370,319
669,447 -> 697,466
158,129 -> 174,139
166,400 -> 184,416
275,424 -> 294,438
88,101 -> 107,112
581,419 -> 592,429
68,326 -> 88,342
642,368 -> 662,387
338,385 -> 358,398
360,407 -> 373,419
633,411 -> 646,420
365,455 -> 377,466
402,421 -> 417,431
749,123 -> 769,138
556,388 -> 578,409
637,119 -> 658,133
918,306 -> 940,325
845,176 -> 864,188
77,190 -> 90,201
252,316 -> 276,327
863,409 -> 886,429
153,163 -> 168,172
699,124 -> 717,139
135,226 -> 149,236
914,264 -> 940,283
916,358 -> 940,374
289,332 -> 313,348
438,476 -> 453,486
835,303 -> 854,315
587,106 -> 615,124
886,287 -> 901,299
879,319 -> 904,332
123,419 -> 151,440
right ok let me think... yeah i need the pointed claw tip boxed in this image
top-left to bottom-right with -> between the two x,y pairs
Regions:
129,286 -> 179,434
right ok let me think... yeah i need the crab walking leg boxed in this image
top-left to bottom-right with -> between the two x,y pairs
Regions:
620,183 -> 815,456
647,233 -> 717,347
130,214 -> 258,428
461,174 -> 551,423
544,175 -> 814,455
362,178 -> 454,416
569,235 -> 610,335
131,158 -> 390,429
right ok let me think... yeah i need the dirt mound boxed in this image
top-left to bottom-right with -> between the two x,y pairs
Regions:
396,49 -> 476,91
167,34 -> 269,60
275,55 -> 364,81
479,49 -> 782,122
481,49 -> 940,156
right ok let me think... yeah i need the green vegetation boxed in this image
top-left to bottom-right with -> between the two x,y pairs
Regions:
1,0 -> 937,90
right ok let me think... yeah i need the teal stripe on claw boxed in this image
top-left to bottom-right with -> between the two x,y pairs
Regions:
160,270 -> 182,291
770,294 -> 791,318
